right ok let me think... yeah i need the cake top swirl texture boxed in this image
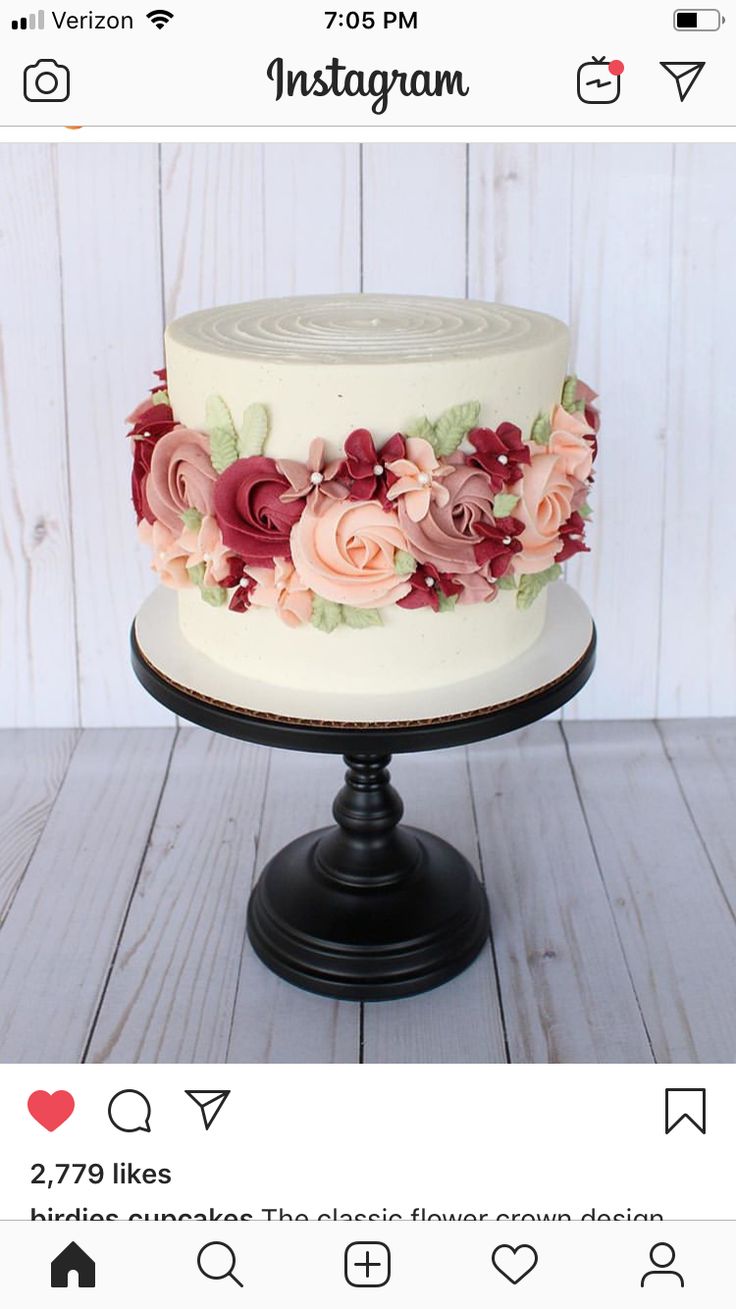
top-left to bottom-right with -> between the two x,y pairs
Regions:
165,294 -> 565,366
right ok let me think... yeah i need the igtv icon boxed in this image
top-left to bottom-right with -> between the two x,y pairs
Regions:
11,8 -> 45,28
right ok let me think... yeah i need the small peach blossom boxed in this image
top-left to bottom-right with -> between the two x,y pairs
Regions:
245,558 -> 313,628
385,437 -> 452,522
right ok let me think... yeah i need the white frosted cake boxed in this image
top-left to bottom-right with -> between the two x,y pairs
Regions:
128,295 -> 599,698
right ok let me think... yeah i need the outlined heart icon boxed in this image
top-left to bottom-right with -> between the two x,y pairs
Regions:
27,1090 -> 75,1131
491,1243 -> 539,1284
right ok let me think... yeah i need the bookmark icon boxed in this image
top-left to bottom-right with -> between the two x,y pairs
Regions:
185,1089 -> 231,1131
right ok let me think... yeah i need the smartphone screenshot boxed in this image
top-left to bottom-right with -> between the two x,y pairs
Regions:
0,0 -> 734,1302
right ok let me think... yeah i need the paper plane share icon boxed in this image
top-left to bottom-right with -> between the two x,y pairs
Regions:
185,1089 -> 231,1130
660,61 -> 706,102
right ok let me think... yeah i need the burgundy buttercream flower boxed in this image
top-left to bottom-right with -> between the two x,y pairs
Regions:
555,511 -> 589,564
397,563 -> 463,612
466,423 -> 531,492
342,429 -> 406,505
127,380 -> 178,525
228,575 -> 258,613
214,456 -> 304,564
473,515 -> 525,579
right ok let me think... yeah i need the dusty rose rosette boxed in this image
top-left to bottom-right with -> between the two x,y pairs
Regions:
128,371 -> 598,627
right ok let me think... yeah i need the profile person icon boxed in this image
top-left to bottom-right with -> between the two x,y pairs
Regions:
641,1242 -> 684,1287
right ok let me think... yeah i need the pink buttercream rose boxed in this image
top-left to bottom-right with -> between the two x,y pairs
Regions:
290,499 -> 412,609
146,427 -> 218,534
512,449 -> 583,575
245,558 -> 313,628
137,519 -> 192,589
547,406 -> 595,483
398,464 -> 495,576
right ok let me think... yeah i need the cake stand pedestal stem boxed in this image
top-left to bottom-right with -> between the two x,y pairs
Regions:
245,751 -> 491,1001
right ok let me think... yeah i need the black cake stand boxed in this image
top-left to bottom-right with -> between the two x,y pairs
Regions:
130,585 -> 595,1001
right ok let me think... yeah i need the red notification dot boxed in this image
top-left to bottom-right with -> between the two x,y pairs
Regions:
609,60 -> 624,76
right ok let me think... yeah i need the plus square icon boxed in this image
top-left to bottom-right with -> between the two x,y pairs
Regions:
344,1241 -> 391,1288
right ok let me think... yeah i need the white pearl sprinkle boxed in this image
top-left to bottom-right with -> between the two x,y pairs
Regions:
425,577 -> 436,587
373,464 -> 384,476
418,472 -> 430,486
310,471 -> 324,485
570,533 -> 581,541
488,577 -> 497,584
502,536 -> 512,545
497,454 -> 509,465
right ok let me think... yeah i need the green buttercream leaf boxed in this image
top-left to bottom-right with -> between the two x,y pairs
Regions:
493,492 -> 520,517
436,590 -> 459,613
180,507 -> 203,532
200,586 -> 228,608
496,574 -> 517,591
239,403 -> 269,458
151,389 -> 170,406
311,594 -> 343,634
530,413 -> 552,445
579,500 -> 593,519
342,605 -> 383,629
406,415 -> 436,442
187,563 -> 206,587
568,400 -> 586,414
432,400 -> 481,456
562,375 -> 579,412
205,394 -> 239,473
394,550 -> 417,576
516,564 -> 562,610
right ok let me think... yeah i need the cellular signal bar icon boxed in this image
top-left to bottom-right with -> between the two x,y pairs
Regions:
11,7 -> 45,28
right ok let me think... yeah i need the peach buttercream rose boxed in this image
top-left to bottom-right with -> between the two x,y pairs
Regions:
547,405 -> 595,483
512,449 -> 583,575
146,427 -> 218,534
290,499 -> 412,609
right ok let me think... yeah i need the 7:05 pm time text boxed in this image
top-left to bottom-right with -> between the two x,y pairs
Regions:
325,10 -> 418,28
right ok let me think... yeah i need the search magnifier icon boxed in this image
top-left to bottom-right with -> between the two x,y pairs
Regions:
197,1241 -> 244,1288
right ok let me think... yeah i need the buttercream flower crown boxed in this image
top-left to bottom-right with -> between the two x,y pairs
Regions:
128,371 -> 599,632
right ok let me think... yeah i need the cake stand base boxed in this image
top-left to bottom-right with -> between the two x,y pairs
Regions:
131,582 -> 596,1002
247,755 -> 489,1000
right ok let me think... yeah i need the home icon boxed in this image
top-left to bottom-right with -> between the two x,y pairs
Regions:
50,1241 -> 96,1288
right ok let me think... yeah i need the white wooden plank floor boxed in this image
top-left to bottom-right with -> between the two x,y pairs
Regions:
1,721 -> 734,1065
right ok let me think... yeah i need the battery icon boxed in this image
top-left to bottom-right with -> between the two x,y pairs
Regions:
674,8 -> 724,27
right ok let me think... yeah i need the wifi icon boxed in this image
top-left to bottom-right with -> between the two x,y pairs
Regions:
146,8 -> 173,27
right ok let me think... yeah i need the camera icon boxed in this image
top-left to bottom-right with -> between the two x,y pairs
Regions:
23,58 -> 70,102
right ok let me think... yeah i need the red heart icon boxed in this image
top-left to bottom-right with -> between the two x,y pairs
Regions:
27,1090 -> 75,1132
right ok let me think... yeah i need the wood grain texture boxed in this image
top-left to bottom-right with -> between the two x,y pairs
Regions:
564,720 -> 736,1062
262,144 -> 361,295
0,729 -> 79,924
658,719 -> 736,912
362,144 -> 467,295
86,727 -> 269,1063
227,749 -> 360,1063
468,723 -> 652,1063
161,144 -> 266,320
564,146 -> 675,720
467,144 -> 574,323
657,146 -> 736,717
362,747 -> 507,1063
0,145 -> 79,726
0,728 -> 174,1061
56,145 -> 172,728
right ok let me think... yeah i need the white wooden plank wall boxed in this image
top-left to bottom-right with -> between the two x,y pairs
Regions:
1,143 -> 734,726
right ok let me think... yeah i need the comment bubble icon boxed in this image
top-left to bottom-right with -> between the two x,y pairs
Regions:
107,1089 -> 152,1133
